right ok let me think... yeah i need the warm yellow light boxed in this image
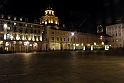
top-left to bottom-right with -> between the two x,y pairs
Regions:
45,21 -> 47,24
0,41 -> 3,44
94,42 -> 96,45
51,21 -> 53,23
24,41 -> 29,46
10,35 -> 14,40
102,42 -> 104,45
55,21 -> 58,24
16,35 -> 20,40
33,43 -> 37,46
5,42 -> 9,46
81,43 -> 83,46
76,44 -> 79,46
22,35 -> 25,40
36,38 -> 39,41
28,37 -> 31,41
32,37 -> 35,41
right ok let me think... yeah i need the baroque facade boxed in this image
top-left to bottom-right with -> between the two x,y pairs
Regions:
0,6 -> 112,52
40,6 -> 112,51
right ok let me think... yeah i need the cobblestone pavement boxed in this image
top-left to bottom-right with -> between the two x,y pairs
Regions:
0,51 -> 124,83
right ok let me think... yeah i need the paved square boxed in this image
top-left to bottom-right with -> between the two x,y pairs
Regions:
0,51 -> 124,83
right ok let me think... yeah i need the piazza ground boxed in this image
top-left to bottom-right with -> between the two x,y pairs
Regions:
0,50 -> 124,83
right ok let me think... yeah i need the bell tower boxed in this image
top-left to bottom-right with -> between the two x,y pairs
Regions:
97,25 -> 103,33
40,6 -> 59,27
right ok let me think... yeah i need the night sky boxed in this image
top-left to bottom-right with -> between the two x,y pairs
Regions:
0,0 -> 123,33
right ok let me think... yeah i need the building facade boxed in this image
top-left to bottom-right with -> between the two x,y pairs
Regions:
0,14 -> 43,52
40,6 -> 112,51
42,25 -> 112,51
0,6 -> 112,52
106,23 -> 124,48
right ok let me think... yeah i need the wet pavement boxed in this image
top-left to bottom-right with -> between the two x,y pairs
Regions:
0,51 -> 124,83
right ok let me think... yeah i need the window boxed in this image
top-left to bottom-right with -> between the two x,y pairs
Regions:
19,29 -> 22,33
57,37 -> 59,41
80,38 -> 82,42
14,17 -> 16,20
25,29 -> 28,33
31,25 -> 33,27
31,29 -> 33,33
25,18 -> 28,22
34,30 -> 36,33
78,38 -> 80,42
14,23 -> 16,25
119,33 -> 121,36
20,23 -> 22,26
25,24 -> 28,27
38,30 -> 40,34
74,37 -> 76,42
52,31 -> 54,34
8,16 -> 10,19
60,37 -> 62,41
20,18 -> 22,21
68,38 -> 69,41
14,27 -> 16,32
64,38 -> 65,41
52,37 -> 54,40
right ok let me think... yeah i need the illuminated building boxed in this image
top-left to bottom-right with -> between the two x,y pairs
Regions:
106,23 -> 124,48
40,6 -> 112,51
0,14 -> 43,52
0,6 -> 112,52
39,6 -> 59,26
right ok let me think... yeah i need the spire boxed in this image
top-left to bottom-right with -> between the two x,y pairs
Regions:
46,5 -> 52,10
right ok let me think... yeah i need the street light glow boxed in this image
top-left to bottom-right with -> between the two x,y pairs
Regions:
71,32 -> 74,36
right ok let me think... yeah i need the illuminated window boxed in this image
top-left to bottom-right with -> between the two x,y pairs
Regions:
25,24 -> 27,27
31,25 -> 33,27
14,17 -> 16,20
20,18 -> 22,21
8,16 -> 10,19
14,23 -> 16,25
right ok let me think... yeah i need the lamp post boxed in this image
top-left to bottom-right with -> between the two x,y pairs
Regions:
100,36 -> 103,42
3,23 -> 7,40
71,32 -> 75,50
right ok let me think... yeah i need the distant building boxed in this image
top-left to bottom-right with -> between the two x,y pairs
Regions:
106,23 -> 124,48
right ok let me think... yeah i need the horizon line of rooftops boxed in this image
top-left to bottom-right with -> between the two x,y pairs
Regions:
0,14 -> 111,37
0,14 -> 40,24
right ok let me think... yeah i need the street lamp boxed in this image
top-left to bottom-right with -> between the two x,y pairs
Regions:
71,32 -> 75,50
3,23 -> 8,40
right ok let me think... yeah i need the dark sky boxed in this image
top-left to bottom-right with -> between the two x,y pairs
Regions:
0,0 -> 123,33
